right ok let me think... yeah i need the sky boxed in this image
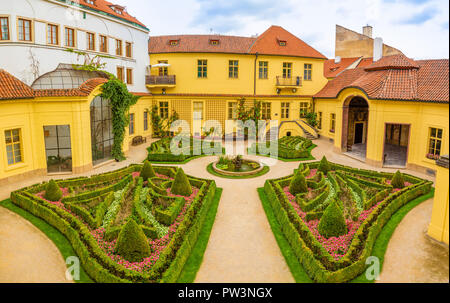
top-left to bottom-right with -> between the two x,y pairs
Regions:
113,0 -> 449,59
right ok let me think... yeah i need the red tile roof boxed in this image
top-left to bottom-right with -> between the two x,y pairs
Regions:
315,55 -> 449,103
0,69 -> 34,100
148,35 -> 256,54
34,78 -> 108,97
149,25 -> 327,59
324,57 -> 361,78
364,54 -> 419,71
248,26 -> 327,59
356,57 -> 374,68
0,72 -> 108,100
75,0 -> 147,30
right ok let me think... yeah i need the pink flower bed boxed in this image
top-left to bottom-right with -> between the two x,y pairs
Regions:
386,179 -> 412,192
283,185 -> 382,260
90,183 -> 199,273
306,169 -> 317,179
34,173 -> 200,274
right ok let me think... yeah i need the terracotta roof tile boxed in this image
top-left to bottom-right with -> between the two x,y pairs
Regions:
0,69 -> 34,100
34,78 -> 108,97
314,54 -> 449,103
1,72 -> 107,100
416,59 -> 449,102
149,35 -> 255,54
149,25 -> 327,59
75,0 -> 147,29
364,54 -> 419,71
324,57 -> 361,78
249,26 -> 327,59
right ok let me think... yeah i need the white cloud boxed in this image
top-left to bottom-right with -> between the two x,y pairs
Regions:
113,0 -> 449,59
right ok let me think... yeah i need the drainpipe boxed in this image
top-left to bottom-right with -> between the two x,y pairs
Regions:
253,52 -> 259,96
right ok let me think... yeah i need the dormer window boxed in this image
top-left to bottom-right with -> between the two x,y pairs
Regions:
110,5 -> 124,15
169,39 -> 179,46
210,39 -> 220,45
85,0 -> 95,5
278,40 -> 287,46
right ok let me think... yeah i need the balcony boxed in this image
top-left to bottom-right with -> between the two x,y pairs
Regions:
145,75 -> 176,88
276,76 -> 302,88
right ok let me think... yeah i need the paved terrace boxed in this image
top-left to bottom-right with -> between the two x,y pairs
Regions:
0,138 -> 448,283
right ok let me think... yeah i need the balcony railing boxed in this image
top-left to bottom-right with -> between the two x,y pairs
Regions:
276,76 -> 302,87
146,75 -> 176,86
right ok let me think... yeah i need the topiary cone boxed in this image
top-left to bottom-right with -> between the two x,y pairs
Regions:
115,219 -> 151,262
140,160 -> 156,181
44,179 -> 63,201
318,156 -> 331,174
289,169 -> 308,195
318,200 -> 348,238
171,167 -> 192,196
391,170 -> 405,188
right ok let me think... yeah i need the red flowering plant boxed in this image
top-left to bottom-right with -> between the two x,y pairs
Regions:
264,160 -> 432,282
10,164 -> 217,283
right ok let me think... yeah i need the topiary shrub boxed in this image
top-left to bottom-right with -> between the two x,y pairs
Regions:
44,179 -> 63,201
289,170 -> 308,195
140,161 -> 156,181
391,170 -> 405,188
318,200 -> 348,238
318,156 -> 331,174
115,218 -> 151,262
171,168 -> 192,196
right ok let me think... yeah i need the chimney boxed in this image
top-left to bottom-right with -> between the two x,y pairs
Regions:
335,56 -> 341,64
373,37 -> 383,62
363,25 -> 372,38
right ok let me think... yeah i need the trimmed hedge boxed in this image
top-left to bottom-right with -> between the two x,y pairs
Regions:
10,164 -> 218,283
45,180 -> 63,201
171,168 -> 193,197
116,219 -> 151,262
263,160 -> 433,283
318,200 -> 347,238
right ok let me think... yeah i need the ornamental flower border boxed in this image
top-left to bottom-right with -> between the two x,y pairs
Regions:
10,164 -> 217,283
263,161 -> 433,283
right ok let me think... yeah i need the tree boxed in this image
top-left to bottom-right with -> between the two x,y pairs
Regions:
318,200 -> 348,238
289,170 -> 308,195
141,161 -> 156,181
391,170 -> 405,188
171,168 -> 192,196
44,179 -> 63,201
318,156 -> 331,174
115,219 -> 151,262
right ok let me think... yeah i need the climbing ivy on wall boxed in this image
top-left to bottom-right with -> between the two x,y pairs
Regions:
101,79 -> 140,161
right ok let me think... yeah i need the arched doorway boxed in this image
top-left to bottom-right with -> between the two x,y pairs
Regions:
342,97 -> 369,161
90,96 -> 114,166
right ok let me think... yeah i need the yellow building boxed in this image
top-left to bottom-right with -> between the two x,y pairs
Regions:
147,26 -> 328,137
313,55 -> 449,175
0,68 -> 154,185
428,155 -> 449,244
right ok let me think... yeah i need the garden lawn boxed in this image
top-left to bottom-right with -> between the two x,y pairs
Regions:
257,187 -> 435,283
177,188 -> 223,282
0,199 -> 93,283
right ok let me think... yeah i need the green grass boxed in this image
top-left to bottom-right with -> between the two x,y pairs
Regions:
248,144 -> 316,162
0,199 -> 93,283
177,188 -> 223,282
206,163 -> 270,179
257,187 -> 435,283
